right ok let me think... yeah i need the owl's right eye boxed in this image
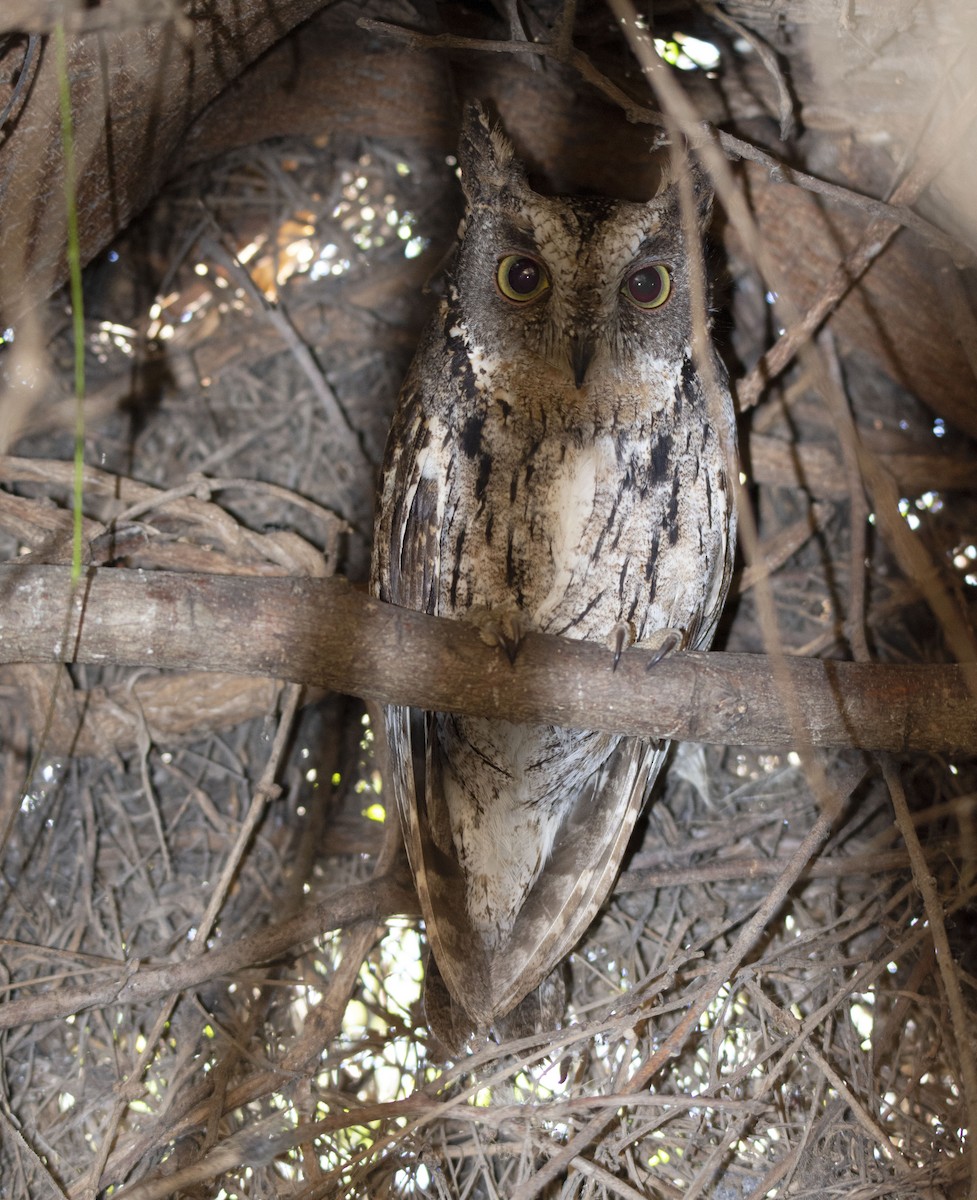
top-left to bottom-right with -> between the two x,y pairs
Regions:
496,255 -> 550,303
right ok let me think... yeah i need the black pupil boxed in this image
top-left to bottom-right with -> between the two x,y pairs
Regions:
628,267 -> 663,304
507,258 -> 541,295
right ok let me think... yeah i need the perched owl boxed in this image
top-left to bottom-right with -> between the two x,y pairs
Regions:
371,103 -> 737,1045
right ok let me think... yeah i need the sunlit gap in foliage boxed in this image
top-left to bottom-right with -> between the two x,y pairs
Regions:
951,538 -> 977,586
654,32 -> 721,72
619,10 -> 722,72
335,710 -> 427,1120
893,489 -> 977,587
145,148 -> 428,344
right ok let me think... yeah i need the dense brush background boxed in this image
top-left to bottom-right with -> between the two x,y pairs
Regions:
0,1 -> 975,1197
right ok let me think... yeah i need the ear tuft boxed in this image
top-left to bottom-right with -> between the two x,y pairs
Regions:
656,153 -> 715,228
458,101 -> 527,204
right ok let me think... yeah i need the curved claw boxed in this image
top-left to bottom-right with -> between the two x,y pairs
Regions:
608,621 -> 633,672
497,627 -> 522,665
643,628 -> 683,670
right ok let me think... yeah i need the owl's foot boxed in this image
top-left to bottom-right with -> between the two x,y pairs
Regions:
608,624 -> 684,670
470,607 -> 529,665
641,627 -> 684,669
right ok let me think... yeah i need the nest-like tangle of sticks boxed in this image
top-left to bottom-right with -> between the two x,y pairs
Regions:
1,2 -> 975,1197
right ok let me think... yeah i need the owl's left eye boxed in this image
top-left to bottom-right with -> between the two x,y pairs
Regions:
497,255 -> 550,303
623,263 -> 671,310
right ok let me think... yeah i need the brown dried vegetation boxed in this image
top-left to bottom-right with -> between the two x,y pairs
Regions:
0,2 -> 975,1197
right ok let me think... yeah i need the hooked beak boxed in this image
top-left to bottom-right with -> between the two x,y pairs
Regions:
569,335 -> 595,390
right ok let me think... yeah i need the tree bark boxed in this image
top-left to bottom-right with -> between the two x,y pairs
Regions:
1,563 -> 974,753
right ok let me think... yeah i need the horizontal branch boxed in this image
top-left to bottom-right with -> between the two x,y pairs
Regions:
1,565 -> 975,753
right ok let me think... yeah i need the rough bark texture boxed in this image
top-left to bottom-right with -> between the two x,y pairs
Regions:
2,563 -> 974,753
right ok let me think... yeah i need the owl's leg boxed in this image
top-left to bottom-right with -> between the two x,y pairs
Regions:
606,622 -> 683,671
469,606 -> 530,665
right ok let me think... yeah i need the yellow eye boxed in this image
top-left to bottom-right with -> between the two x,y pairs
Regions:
622,263 -> 671,309
496,255 -> 550,303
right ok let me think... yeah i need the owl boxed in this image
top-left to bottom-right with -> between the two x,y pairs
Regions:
371,103 -> 737,1046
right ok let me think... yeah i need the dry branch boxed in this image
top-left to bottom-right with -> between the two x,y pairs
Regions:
1,564 -> 974,753
0,874 -> 417,1031
510,759 -> 861,1200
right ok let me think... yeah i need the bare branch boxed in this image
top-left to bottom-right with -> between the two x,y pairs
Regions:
1,564 -> 974,754
0,874 -> 417,1030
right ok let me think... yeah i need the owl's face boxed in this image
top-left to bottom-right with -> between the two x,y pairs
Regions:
451,109 -> 712,394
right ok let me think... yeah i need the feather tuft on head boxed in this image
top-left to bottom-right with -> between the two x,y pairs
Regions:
458,101 -> 527,204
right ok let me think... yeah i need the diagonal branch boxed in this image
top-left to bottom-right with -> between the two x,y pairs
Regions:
0,874 -> 418,1031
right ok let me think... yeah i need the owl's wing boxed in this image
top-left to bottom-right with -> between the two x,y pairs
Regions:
377,702 -> 494,1024
423,731 -> 668,1032
372,370 -> 500,1027
373,387 -> 442,616
496,737 -> 668,1017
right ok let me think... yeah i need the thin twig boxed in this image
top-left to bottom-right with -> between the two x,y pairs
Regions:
817,332 -> 870,662
879,755 -> 977,1200
748,985 -> 918,1175
356,16 -> 969,259
73,682 -> 306,1199
567,1156 -> 652,1200
0,33 -> 39,133
700,2 -> 794,139
510,761 -> 863,1200
0,874 -> 417,1031
198,221 -> 370,494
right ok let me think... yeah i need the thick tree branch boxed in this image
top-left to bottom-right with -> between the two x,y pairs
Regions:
1,565 -> 974,753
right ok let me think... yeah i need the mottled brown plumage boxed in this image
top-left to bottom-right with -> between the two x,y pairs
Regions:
371,103 -> 737,1046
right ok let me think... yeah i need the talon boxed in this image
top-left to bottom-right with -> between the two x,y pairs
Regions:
612,626 -> 627,672
606,620 -> 635,672
499,611 -> 529,664
643,628 -> 683,670
498,628 -> 521,665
